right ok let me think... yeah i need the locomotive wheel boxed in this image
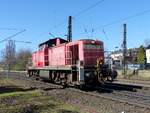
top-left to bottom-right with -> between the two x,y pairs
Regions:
26,71 -> 33,78
102,77 -> 107,82
51,71 -> 57,83
107,76 -> 113,82
60,73 -> 68,88
112,70 -> 118,79
107,70 -> 117,82
60,78 -> 67,88
79,84 -> 86,89
26,73 -> 30,77
98,73 -> 105,84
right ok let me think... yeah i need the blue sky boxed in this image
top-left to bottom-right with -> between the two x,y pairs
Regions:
0,0 -> 150,52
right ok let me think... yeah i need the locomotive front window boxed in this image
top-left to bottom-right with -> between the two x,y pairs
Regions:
84,44 -> 103,49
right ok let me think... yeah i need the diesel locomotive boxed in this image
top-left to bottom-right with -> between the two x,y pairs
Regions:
27,37 -> 117,87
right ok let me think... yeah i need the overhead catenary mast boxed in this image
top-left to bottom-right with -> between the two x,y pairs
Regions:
67,16 -> 72,42
122,23 -> 127,78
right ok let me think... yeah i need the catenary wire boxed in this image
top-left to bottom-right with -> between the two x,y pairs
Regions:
39,0 -> 105,37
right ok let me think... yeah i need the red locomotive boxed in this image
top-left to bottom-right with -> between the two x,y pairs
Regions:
27,37 -> 117,87
27,16 -> 117,87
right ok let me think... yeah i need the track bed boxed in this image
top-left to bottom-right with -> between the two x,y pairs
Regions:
0,71 -> 150,113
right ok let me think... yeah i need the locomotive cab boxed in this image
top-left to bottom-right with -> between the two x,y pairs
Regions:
78,39 -> 104,85
77,39 -> 117,85
65,39 -> 104,85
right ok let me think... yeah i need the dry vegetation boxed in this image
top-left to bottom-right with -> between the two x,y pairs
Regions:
0,77 -> 81,113
0,74 -> 150,113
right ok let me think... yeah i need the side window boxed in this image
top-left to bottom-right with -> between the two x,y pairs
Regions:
100,44 -> 103,49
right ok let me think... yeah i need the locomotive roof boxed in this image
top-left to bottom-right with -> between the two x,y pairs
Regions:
79,39 -> 103,42
79,39 -> 95,41
39,37 -> 68,47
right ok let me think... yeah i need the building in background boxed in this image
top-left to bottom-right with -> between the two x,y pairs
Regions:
110,50 -> 123,69
146,45 -> 150,64
109,48 -> 139,69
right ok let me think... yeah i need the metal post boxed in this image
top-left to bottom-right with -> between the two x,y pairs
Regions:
7,63 -> 10,78
123,24 -> 127,78
67,16 -> 72,42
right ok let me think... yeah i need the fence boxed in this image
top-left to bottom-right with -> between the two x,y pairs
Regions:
117,69 -> 150,80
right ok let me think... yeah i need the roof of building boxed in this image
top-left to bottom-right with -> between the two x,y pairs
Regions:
146,45 -> 150,49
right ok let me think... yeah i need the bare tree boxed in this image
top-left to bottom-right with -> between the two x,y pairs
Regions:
14,49 -> 32,71
2,40 -> 16,71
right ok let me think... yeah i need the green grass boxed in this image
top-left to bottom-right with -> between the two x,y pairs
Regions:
0,90 -> 41,98
0,77 -> 21,86
0,89 -> 81,113
0,78 -> 81,113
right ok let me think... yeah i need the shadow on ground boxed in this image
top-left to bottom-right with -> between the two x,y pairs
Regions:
80,82 -> 144,93
58,109 -> 79,113
103,82 -> 143,91
0,86 -> 36,94
0,85 -> 64,94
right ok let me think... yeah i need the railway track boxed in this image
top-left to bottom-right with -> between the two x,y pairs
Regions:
1,71 -> 150,110
116,78 -> 150,86
112,91 -> 150,106
100,82 -> 150,109
68,85 -> 150,109
68,81 -> 150,109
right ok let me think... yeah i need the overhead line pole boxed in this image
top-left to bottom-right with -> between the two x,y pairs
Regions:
123,23 -> 127,78
67,16 -> 72,42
